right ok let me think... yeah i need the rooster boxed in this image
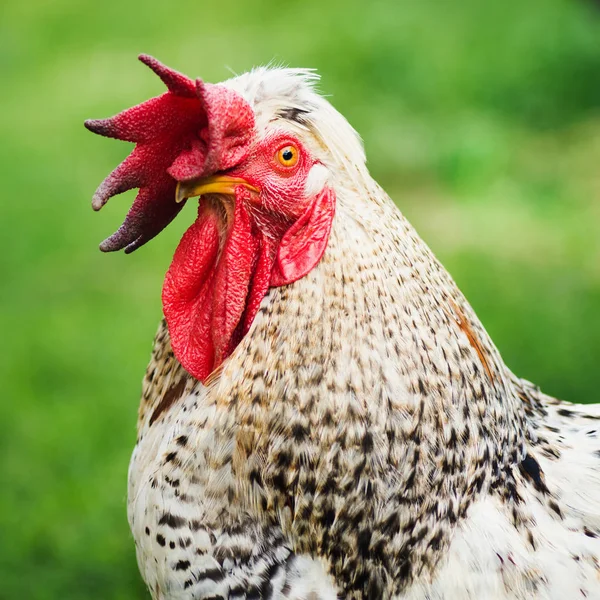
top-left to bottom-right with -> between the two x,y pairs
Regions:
86,55 -> 600,600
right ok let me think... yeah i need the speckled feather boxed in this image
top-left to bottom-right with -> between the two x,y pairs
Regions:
126,68 -> 600,599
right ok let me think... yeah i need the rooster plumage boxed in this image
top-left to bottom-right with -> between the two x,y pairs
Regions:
87,58 -> 600,600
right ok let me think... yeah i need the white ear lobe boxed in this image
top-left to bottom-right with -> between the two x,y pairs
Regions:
304,163 -> 329,197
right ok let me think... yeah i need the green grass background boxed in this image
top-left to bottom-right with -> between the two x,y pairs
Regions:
1,0 -> 600,597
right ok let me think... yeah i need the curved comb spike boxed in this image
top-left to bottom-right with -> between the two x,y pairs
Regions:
99,185 -> 185,253
138,54 -> 196,98
92,152 -> 144,211
84,118 -> 120,139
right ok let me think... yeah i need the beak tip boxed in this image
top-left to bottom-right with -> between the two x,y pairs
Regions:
175,183 -> 187,204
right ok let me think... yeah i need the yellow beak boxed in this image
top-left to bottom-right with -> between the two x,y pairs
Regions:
175,175 -> 259,204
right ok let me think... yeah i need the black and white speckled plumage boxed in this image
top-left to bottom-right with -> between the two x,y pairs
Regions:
125,68 -> 600,599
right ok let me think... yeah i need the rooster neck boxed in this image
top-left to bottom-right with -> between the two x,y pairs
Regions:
243,180 -> 530,456
134,184 -> 533,595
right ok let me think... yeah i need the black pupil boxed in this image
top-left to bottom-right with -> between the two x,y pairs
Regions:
282,148 -> 294,161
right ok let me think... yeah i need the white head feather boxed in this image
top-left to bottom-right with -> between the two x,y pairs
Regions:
223,67 -> 370,192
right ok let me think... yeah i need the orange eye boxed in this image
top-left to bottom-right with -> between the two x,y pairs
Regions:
276,145 -> 299,168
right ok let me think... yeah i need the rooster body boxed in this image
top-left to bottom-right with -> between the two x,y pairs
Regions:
88,62 -> 600,599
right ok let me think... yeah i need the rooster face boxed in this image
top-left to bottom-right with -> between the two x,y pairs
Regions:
179,130 -> 321,220
86,56 -> 336,382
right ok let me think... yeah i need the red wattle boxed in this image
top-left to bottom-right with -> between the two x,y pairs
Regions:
210,201 -> 258,366
162,196 -> 275,383
162,205 -> 221,381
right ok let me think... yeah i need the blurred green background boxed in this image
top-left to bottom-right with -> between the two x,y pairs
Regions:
1,0 -> 600,597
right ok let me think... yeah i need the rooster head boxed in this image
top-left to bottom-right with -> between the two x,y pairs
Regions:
85,55 -> 349,382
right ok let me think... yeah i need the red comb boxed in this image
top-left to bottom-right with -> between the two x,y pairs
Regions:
85,55 -> 255,253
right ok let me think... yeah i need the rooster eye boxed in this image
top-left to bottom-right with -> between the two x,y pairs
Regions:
276,145 -> 299,168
